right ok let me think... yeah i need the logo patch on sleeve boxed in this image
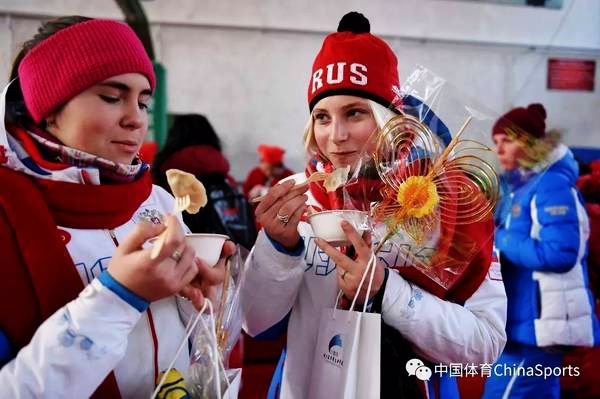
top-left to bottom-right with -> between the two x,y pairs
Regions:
136,208 -> 164,225
543,205 -> 569,216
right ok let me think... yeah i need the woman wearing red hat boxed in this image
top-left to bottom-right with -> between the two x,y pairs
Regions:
0,16 -> 232,397
241,12 -> 507,398
482,104 -> 600,399
243,144 -> 294,201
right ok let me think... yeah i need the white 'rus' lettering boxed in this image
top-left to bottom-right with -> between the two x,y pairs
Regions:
312,68 -> 323,93
311,62 -> 368,93
326,62 -> 346,84
350,63 -> 367,85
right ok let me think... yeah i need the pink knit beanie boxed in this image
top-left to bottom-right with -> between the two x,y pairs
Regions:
18,19 -> 156,124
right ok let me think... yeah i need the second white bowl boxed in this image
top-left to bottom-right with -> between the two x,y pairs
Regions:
308,210 -> 369,247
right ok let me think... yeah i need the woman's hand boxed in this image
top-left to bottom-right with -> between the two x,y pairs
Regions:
108,215 -> 198,302
180,240 -> 236,310
255,179 -> 308,249
315,221 -> 385,305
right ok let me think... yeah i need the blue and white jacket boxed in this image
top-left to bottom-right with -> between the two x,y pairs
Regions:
0,82 -> 196,398
496,144 -> 600,347
243,171 -> 507,399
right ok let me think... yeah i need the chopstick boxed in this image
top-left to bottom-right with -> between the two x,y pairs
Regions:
250,181 -> 309,204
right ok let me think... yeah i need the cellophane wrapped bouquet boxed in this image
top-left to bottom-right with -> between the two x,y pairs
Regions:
331,66 -> 505,299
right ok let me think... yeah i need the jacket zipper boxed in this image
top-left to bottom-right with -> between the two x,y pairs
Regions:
106,228 -> 160,384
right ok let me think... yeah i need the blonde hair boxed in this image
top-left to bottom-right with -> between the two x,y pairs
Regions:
501,125 -> 562,169
303,116 -> 319,159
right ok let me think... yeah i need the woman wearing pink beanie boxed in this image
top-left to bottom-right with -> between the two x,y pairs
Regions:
0,16 -> 232,397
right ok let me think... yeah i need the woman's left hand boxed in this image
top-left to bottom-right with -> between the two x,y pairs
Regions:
179,240 -> 237,310
315,221 -> 385,305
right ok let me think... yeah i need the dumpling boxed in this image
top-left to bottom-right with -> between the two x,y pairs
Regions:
322,165 -> 350,192
165,169 -> 207,214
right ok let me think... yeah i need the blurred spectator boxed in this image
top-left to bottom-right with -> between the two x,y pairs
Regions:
243,144 -> 293,201
483,104 -> 600,399
560,159 -> 600,399
153,114 -> 257,249
153,114 -> 228,188
577,159 -> 600,295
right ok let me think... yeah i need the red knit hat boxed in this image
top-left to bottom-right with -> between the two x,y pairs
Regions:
307,12 -> 399,111
492,103 -> 547,139
258,144 -> 285,165
18,19 -> 156,124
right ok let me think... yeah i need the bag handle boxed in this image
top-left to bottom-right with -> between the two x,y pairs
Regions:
333,252 -> 377,319
151,298 -> 230,399
350,252 -> 377,313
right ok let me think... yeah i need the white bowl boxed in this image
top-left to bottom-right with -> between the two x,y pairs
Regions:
149,233 -> 229,267
185,233 -> 229,267
308,210 -> 369,247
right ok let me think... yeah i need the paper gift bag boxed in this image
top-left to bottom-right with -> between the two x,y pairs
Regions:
308,254 -> 381,398
308,308 -> 380,398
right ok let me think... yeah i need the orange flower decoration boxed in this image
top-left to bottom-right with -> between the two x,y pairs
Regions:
395,175 -> 439,218
372,114 -> 498,248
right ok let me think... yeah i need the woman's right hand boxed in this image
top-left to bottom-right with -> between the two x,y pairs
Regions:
255,179 -> 308,250
108,215 -> 198,302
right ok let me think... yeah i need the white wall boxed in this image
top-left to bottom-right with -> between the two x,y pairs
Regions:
1,0 -> 599,179
2,0 -> 598,48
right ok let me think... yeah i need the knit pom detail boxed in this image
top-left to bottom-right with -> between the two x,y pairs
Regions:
527,103 -> 547,121
337,12 -> 370,33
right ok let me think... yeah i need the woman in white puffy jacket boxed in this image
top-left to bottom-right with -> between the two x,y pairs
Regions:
242,11 -> 507,399
0,16 -> 232,398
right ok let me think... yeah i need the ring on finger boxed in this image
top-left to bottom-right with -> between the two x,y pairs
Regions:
170,249 -> 183,263
276,211 -> 290,224
341,270 -> 349,280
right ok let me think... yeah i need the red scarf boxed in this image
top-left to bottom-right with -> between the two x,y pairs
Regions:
0,165 -> 152,397
37,172 -> 152,229
306,160 -> 493,304
306,160 -> 382,211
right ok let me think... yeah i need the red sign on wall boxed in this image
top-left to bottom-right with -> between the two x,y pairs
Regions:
547,58 -> 596,91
